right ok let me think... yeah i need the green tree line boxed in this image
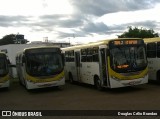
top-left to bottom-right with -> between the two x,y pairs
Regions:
0,34 -> 29,46
118,26 -> 159,38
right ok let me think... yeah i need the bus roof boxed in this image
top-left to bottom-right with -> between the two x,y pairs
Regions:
144,37 -> 160,43
23,46 -> 60,51
16,46 -> 60,55
62,38 -> 142,51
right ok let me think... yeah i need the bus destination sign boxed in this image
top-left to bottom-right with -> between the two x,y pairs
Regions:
113,40 -> 138,45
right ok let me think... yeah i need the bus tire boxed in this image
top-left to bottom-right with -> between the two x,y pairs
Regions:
94,76 -> 103,91
69,73 -> 74,84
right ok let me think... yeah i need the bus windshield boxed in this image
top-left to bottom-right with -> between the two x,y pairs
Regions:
110,45 -> 147,73
0,56 -> 8,76
26,52 -> 63,76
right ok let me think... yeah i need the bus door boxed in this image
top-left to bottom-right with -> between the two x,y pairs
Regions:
75,51 -> 81,82
99,48 -> 109,87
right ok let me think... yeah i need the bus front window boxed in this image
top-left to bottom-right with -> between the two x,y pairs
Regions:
110,46 -> 147,73
26,53 -> 63,76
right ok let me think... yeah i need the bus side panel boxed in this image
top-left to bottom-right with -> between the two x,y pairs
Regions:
80,62 -> 88,84
64,65 -> 69,81
148,58 -> 159,81
64,62 -> 77,81
80,62 -> 100,85
18,63 -> 26,86
85,62 -> 100,85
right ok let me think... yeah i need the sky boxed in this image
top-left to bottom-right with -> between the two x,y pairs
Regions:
0,0 -> 160,44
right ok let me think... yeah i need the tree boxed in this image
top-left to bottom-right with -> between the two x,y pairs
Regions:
118,26 -> 159,38
0,34 -> 29,46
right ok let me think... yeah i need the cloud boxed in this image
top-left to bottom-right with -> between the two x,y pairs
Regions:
56,32 -> 74,39
39,14 -> 87,28
0,15 -> 159,39
1,0 -> 160,40
0,15 -> 30,27
69,0 -> 160,16
127,20 -> 159,29
107,20 -> 160,35
54,0 -> 160,38
74,20 -> 160,38
81,22 -> 109,35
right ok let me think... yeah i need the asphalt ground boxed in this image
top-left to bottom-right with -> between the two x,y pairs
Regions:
0,81 -> 160,119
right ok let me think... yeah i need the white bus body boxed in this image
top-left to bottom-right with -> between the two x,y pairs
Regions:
144,37 -> 160,81
62,38 -> 148,89
16,46 -> 65,90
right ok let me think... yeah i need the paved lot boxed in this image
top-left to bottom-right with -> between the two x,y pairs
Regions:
1,81 -> 160,118
1,81 -> 160,110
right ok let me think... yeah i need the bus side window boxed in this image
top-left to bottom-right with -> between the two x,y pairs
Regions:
65,51 -> 74,62
147,43 -> 156,58
157,42 -> 160,58
81,49 -> 87,62
87,48 -> 92,62
92,47 -> 99,62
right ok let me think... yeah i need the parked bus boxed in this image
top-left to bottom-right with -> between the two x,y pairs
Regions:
144,37 -> 160,81
62,38 -> 148,89
16,46 -> 65,90
0,52 -> 10,88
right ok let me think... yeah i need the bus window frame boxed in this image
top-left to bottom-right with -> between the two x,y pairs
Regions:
81,49 -> 87,62
147,42 -> 156,58
92,47 -> 99,62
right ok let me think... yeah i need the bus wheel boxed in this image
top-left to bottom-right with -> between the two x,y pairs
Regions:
69,73 -> 74,84
95,77 -> 103,91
